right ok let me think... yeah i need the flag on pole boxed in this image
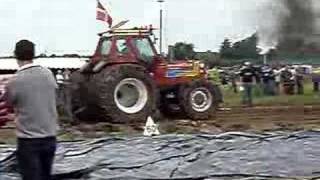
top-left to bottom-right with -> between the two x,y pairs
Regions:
96,0 -> 113,28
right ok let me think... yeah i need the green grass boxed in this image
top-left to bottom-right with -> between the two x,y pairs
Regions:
222,81 -> 320,107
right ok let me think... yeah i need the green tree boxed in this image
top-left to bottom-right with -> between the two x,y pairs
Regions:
172,42 -> 195,60
220,34 -> 261,62
195,51 -> 221,68
219,38 -> 233,59
232,33 -> 260,59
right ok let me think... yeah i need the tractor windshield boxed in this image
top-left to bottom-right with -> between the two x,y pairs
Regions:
100,39 -> 112,55
133,38 -> 155,63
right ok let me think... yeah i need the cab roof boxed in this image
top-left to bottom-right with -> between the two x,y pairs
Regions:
99,28 -> 154,37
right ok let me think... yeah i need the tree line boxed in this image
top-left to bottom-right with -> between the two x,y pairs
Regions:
170,33 -> 262,67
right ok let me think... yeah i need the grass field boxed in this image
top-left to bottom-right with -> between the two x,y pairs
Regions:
222,80 -> 320,107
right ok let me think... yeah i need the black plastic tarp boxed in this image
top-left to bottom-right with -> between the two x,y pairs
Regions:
1,131 -> 320,180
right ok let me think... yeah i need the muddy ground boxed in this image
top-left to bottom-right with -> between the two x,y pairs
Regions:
0,105 -> 320,144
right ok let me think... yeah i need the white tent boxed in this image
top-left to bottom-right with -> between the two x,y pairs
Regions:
0,57 -> 88,70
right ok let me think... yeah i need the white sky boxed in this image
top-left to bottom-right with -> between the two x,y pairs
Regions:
0,0 -> 273,56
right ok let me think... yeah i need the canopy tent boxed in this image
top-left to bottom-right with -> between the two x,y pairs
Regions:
0,58 -> 88,70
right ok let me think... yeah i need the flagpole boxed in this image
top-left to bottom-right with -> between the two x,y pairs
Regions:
157,0 -> 164,55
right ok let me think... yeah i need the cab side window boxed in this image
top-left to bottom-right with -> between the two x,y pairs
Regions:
134,38 -> 155,63
100,39 -> 112,56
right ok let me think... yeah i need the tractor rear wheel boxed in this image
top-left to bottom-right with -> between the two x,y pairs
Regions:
179,81 -> 217,120
69,71 -> 92,121
88,65 -> 157,123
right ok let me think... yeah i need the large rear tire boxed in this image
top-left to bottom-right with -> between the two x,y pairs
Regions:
179,81 -> 218,120
69,71 -> 92,121
88,65 -> 157,123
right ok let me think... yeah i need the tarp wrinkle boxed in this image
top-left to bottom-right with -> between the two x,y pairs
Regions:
1,131 -> 320,180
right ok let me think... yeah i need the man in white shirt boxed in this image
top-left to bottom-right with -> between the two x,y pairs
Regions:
273,67 -> 282,95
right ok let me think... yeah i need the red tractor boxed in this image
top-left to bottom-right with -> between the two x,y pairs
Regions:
70,27 -> 222,122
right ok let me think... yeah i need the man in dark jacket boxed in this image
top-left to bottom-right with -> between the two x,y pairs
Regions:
281,66 -> 295,95
295,68 -> 304,94
261,65 -> 275,95
239,62 -> 257,106
0,40 -> 58,180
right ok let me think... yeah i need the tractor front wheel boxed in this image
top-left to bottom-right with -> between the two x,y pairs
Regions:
179,81 -> 217,120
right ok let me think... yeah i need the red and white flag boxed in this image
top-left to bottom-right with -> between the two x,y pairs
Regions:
96,0 -> 113,28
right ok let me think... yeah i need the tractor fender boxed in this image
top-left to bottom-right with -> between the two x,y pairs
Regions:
79,62 -> 95,73
79,61 -> 112,73
92,61 -> 108,73
91,61 -> 147,74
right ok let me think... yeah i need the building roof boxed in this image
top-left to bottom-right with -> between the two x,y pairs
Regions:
0,57 -> 88,70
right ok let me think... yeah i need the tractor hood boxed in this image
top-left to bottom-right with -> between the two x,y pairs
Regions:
167,60 -> 204,69
162,60 -> 206,78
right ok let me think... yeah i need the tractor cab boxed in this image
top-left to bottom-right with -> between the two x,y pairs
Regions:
90,28 -> 158,69
87,26 -> 207,87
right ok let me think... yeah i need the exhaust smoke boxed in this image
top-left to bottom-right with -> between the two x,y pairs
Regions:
258,0 -> 320,52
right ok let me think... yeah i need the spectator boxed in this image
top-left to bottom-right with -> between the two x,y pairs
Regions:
239,62 -> 257,107
56,70 -> 66,108
295,68 -> 304,95
62,69 -> 73,120
273,67 -> 282,95
261,65 -> 275,95
230,71 -> 238,93
219,71 -> 229,86
63,69 -> 71,81
1,40 -> 58,180
281,66 -> 295,95
314,82 -> 319,92
56,70 -> 64,87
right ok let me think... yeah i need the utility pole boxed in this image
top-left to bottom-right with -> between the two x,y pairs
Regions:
263,54 -> 267,64
157,0 -> 164,55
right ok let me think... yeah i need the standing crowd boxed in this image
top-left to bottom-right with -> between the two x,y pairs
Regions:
232,62 -> 305,106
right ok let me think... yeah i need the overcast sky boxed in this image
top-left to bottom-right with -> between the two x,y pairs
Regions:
0,0 -> 272,56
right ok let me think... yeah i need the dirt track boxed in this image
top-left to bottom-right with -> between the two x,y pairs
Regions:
211,106 -> 318,132
154,105 -> 319,134
1,105 -> 320,143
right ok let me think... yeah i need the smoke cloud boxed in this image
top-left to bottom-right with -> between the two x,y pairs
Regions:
258,0 -> 320,52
